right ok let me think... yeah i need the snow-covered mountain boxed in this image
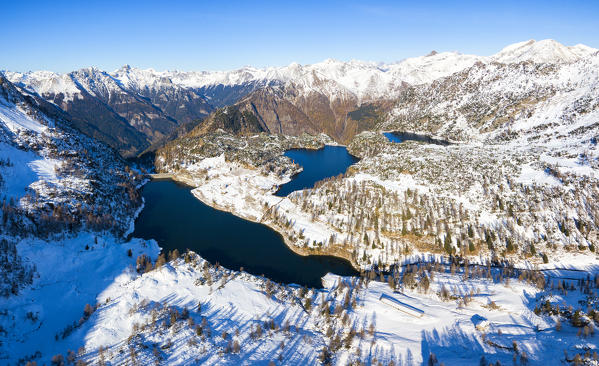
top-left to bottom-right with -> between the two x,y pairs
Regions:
5,68 -> 210,156
492,39 -> 597,64
381,45 -> 599,145
0,72 -> 143,237
110,39 -> 598,98
8,39 -> 595,155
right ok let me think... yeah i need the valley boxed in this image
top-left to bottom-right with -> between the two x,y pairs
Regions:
0,38 -> 599,365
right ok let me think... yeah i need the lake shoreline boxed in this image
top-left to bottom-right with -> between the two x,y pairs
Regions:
274,145 -> 359,197
135,175 -> 359,286
161,171 -> 362,273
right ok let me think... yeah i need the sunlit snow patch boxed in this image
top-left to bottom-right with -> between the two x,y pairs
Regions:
28,159 -> 60,184
0,103 -> 46,133
515,164 -> 561,186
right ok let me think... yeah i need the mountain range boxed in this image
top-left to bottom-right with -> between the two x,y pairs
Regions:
5,39 -> 596,157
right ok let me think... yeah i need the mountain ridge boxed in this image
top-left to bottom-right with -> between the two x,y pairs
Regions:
5,39 -> 597,155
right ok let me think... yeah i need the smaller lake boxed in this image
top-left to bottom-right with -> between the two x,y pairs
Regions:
384,131 -> 450,146
275,145 -> 359,196
133,179 -> 358,288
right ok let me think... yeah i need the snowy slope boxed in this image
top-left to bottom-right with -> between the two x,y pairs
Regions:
0,73 -> 153,364
5,70 -> 81,103
0,71 -> 145,235
493,39 -> 598,64
55,255 -> 599,366
0,100 -> 48,134
0,234 -> 159,364
0,77 -> 53,198
387,51 -> 482,85
0,86 -> 62,198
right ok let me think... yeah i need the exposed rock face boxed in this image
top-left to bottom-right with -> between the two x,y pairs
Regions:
192,84 -> 396,143
189,105 -> 268,136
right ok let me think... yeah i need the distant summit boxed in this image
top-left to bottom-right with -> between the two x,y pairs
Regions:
492,39 -> 597,64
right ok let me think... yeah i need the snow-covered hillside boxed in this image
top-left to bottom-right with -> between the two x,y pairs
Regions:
0,73 -> 155,362
493,39 -> 597,64
0,73 -> 143,237
45,252 -> 599,366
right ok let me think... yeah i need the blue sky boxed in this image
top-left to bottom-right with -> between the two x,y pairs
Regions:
2,0 -> 598,73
